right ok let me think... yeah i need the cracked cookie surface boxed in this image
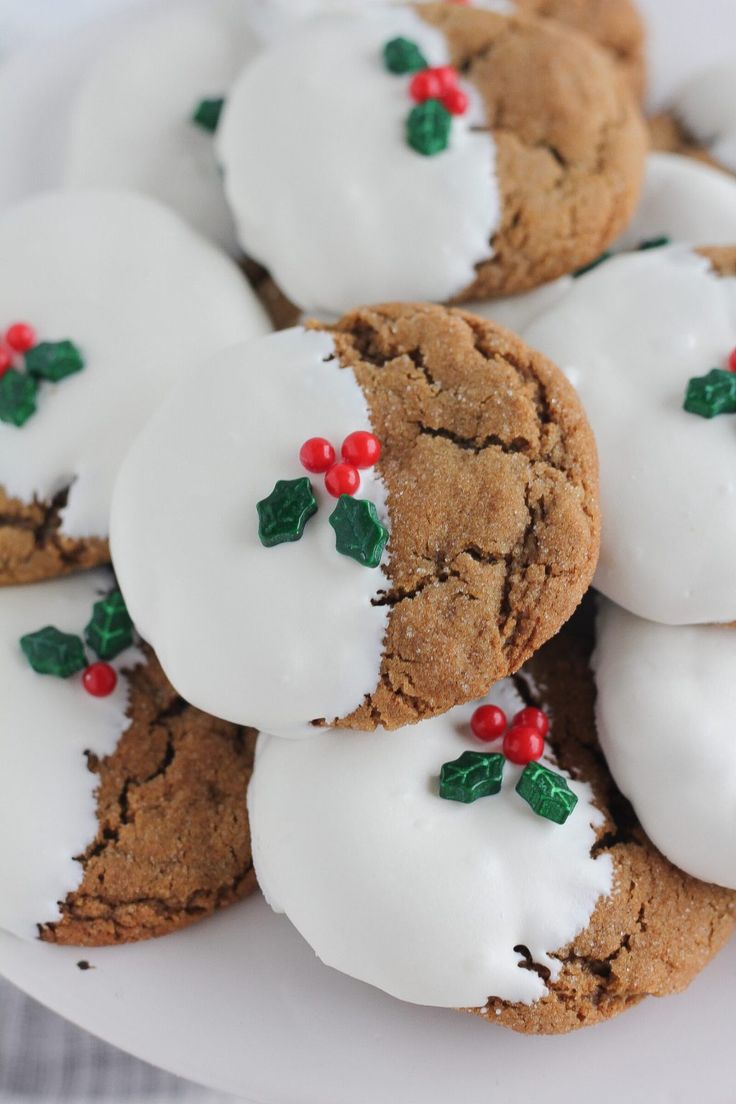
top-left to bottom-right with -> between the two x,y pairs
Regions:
41,648 -> 257,947
0,486 -> 110,587
322,302 -> 600,729
479,604 -> 736,1033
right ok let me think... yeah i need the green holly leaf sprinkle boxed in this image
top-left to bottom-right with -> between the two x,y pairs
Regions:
638,235 -> 671,251
684,368 -> 736,419
439,751 -> 505,804
383,36 -> 428,75
573,251 -> 613,278
192,97 -> 225,133
20,626 -> 87,678
257,477 -> 318,547
0,370 -> 38,427
406,99 -> 452,157
516,761 -> 578,824
85,590 -> 134,661
329,496 -> 389,568
25,341 -> 85,383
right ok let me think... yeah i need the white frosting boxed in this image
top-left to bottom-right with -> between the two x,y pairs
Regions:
217,8 -> 499,314
594,601 -> 736,890
673,58 -> 736,175
616,153 -> 736,250
249,678 -> 612,1008
65,0 -> 262,251
0,189 -> 269,539
0,570 -> 141,940
525,246 -> 736,625
465,278 -> 575,336
111,328 -> 389,737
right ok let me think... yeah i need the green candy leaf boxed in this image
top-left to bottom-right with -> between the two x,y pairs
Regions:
257,477 -> 318,547
573,251 -> 613,278
439,751 -> 505,804
684,368 -> 736,419
516,762 -> 578,824
329,496 -> 389,568
25,341 -> 85,383
85,590 -> 134,661
192,96 -> 225,133
406,99 -> 452,157
20,626 -> 87,678
0,369 -> 37,427
638,235 -> 671,251
383,36 -> 428,75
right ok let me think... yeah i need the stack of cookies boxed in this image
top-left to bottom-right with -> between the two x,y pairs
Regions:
1,0 -> 734,1036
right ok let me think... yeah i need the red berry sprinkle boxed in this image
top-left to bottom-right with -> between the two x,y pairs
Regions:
409,69 -> 443,103
325,462 -> 360,498
470,704 -> 507,743
5,322 -> 36,353
503,725 -> 545,766
442,87 -> 469,116
82,662 -> 118,698
431,66 -> 458,93
729,348 -> 736,373
512,707 -> 549,738
0,347 -> 12,377
300,437 -> 336,474
342,430 -> 382,469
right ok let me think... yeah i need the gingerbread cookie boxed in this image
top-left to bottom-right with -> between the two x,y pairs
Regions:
524,244 -> 736,625
249,605 -> 735,1033
649,60 -> 736,181
595,599 -> 736,892
0,570 -> 256,947
217,4 -> 646,315
0,190 -> 269,587
112,303 -> 600,735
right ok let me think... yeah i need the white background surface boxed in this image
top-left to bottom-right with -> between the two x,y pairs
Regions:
0,1 -> 734,1102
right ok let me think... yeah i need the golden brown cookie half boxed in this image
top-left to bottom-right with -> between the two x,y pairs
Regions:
319,302 -> 600,729
419,3 -> 647,298
41,648 -> 256,947
478,604 -> 735,1034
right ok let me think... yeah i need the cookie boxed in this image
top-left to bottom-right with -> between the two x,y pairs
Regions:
0,570 -> 256,947
524,243 -> 736,625
248,603 -> 735,1033
0,190 -> 269,587
649,60 -> 736,181
111,303 -> 600,735
217,4 -> 646,315
594,600 -> 736,891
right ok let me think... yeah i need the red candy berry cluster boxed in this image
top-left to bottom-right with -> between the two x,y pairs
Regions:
300,431 -> 382,498
470,703 -> 549,765
409,65 -> 468,117
0,321 -> 36,377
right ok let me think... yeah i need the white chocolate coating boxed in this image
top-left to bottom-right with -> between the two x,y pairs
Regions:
111,328 -> 389,737
249,678 -> 612,1008
673,59 -> 736,175
0,570 -> 142,940
616,153 -> 736,250
65,0 -> 261,251
217,7 -> 499,314
525,246 -> 736,625
594,601 -> 736,890
0,190 -> 269,540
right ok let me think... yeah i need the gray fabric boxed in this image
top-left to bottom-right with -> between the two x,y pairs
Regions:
0,979 -> 235,1104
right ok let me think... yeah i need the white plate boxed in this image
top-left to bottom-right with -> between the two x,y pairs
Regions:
0,0 -> 735,1101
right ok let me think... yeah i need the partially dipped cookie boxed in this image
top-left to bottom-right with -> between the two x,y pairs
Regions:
595,600 -> 736,892
248,606 -> 735,1033
0,570 -> 256,946
112,303 -> 600,735
217,3 -> 647,314
524,244 -> 736,625
0,189 -> 269,586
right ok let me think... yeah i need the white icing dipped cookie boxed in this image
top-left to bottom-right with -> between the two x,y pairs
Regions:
0,189 -> 269,585
65,0 -> 262,251
217,3 -> 646,314
111,304 -> 600,737
524,244 -> 736,625
249,678 -> 612,1009
0,570 -> 142,939
594,600 -> 736,890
